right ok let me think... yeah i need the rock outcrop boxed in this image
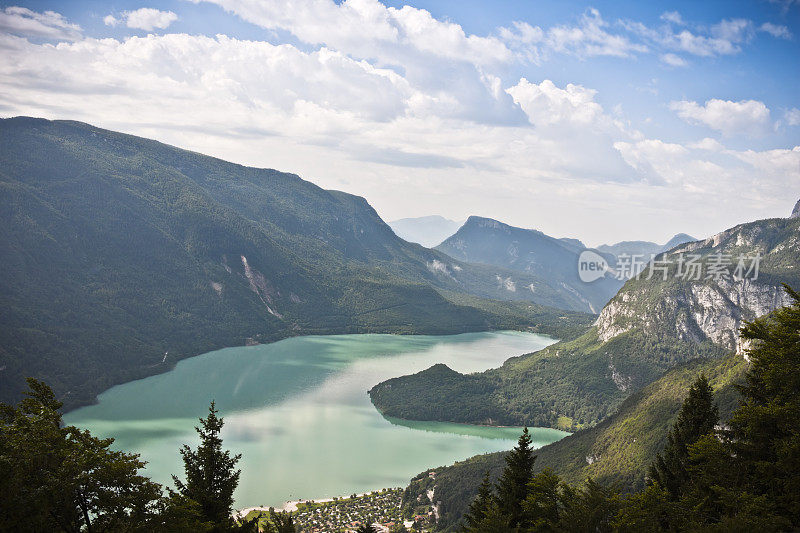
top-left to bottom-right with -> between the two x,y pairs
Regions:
596,216 -> 800,352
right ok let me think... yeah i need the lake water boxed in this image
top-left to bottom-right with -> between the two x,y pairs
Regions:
64,331 -> 568,508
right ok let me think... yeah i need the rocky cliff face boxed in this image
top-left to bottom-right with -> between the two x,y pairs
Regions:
596,279 -> 793,351
596,216 -> 800,352
792,198 -> 800,219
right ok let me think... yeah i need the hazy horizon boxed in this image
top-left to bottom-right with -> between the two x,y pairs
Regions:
0,0 -> 798,243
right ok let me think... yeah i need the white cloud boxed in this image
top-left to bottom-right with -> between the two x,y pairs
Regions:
785,108 -> 800,126
499,21 -> 543,45
671,28 -> 742,56
669,99 -> 771,136
711,19 -> 754,44
623,17 -> 758,57
660,53 -> 687,67
498,21 -> 544,63
759,22 -> 792,39
733,146 -> 800,177
0,6 -> 81,41
613,139 -> 688,184
499,9 -> 649,64
105,8 -> 178,31
506,79 -> 605,127
688,137 -> 726,151
660,11 -> 684,25
0,6 -> 796,245
188,0 -> 510,68
543,8 -> 647,58
614,138 -> 800,203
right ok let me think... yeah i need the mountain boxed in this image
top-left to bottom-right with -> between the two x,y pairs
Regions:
401,352 -> 747,531
557,237 -> 586,252
662,232 -> 696,251
436,216 -> 623,313
370,213 -> 799,430
596,240 -> 662,259
0,117 -> 594,409
388,215 -> 463,248
792,199 -> 800,219
596,233 -> 696,261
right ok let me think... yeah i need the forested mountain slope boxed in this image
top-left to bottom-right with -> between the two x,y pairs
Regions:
402,352 -> 747,531
0,117 -> 592,408
436,216 -> 624,313
371,214 -> 799,430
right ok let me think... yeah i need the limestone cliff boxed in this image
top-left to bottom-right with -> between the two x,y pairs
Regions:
596,216 -> 800,351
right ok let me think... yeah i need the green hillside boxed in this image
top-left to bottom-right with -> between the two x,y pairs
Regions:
0,117 -> 592,409
371,215 -> 799,430
403,352 -> 747,531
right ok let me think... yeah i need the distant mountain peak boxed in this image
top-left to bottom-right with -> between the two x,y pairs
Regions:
392,214 -> 454,224
792,199 -> 800,219
464,215 -> 504,227
662,233 -> 696,251
388,215 -> 463,248
437,216 -> 623,313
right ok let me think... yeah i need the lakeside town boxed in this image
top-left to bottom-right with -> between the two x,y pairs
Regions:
240,487 -> 437,532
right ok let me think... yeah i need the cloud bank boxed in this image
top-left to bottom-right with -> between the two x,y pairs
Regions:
0,2 -> 797,244
104,8 -> 178,31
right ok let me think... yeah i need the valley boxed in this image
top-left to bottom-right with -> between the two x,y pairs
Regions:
0,118 -> 593,411
2,1 -> 799,531
370,214 -> 799,431
63,331 -> 568,510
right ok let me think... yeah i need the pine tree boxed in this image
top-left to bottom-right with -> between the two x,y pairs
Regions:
648,373 -> 718,498
522,468 -> 562,530
494,427 -> 536,529
673,285 -> 800,529
356,521 -> 378,533
556,478 -> 619,532
173,401 -> 242,531
0,379 -> 166,531
726,284 -> 800,526
462,471 -> 494,530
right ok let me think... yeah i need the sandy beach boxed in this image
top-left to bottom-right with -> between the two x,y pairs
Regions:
234,491 -> 375,519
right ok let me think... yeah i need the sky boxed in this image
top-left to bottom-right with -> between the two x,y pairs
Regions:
0,0 -> 798,246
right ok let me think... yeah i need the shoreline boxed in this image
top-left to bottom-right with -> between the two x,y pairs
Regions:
62,327 -> 554,415
233,491 -> 380,519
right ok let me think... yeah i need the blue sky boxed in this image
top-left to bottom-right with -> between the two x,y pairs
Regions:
0,0 -> 798,244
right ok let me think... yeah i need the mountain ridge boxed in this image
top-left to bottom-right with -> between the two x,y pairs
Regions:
435,216 -> 623,313
370,212 -> 799,430
0,117 -> 593,409
388,215 -> 463,248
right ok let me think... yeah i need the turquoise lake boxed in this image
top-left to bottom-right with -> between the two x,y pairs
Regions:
64,331 -> 568,509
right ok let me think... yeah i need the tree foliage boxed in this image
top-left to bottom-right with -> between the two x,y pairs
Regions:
461,472 -> 494,531
457,286 -> 800,532
494,428 -> 536,529
173,402 -> 242,531
648,373 -> 718,498
0,378 -> 208,532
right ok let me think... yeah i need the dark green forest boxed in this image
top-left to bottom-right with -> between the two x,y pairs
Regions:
370,329 -> 726,430
0,379 -> 293,532
408,289 -> 800,531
